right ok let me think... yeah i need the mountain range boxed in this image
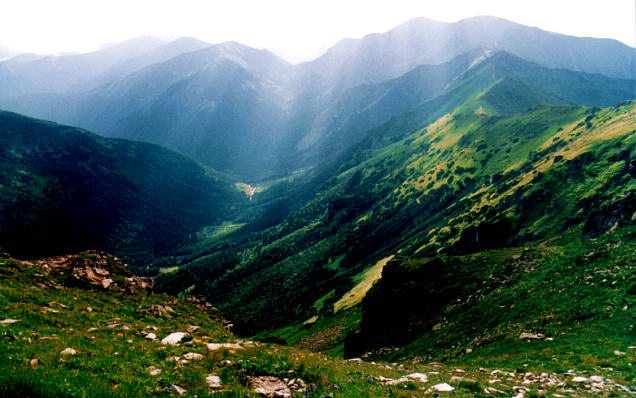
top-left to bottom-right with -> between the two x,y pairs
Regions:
0,15 -> 634,397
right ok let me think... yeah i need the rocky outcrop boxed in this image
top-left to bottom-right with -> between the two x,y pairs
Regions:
28,251 -> 154,294
248,376 -> 291,397
582,191 -> 635,239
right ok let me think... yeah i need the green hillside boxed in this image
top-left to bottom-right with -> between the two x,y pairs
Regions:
157,97 -> 635,340
2,248 -> 633,397
0,111 -> 242,268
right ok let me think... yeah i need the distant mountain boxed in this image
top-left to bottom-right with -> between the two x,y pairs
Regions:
0,110 -> 242,268
0,37 -> 166,98
0,16 -> 633,182
300,15 -> 635,91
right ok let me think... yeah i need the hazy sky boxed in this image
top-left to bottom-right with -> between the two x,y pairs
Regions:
1,0 -> 634,63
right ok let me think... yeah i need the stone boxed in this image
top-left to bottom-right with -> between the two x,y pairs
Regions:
183,352 -> 203,360
431,383 -> 454,391
207,342 -> 242,351
101,278 -> 113,289
145,333 -> 157,340
613,350 -> 626,356
406,373 -> 428,383
0,319 -> 19,325
161,332 -> 186,345
571,376 -> 588,383
248,376 -> 291,397
206,374 -> 222,389
589,375 -> 604,382
347,357 -> 363,363
148,366 -> 161,376
519,332 -> 545,340
60,347 -> 76,355
171,384 -> 186,396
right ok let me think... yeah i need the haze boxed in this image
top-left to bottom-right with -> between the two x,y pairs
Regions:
1,0 -> 634,63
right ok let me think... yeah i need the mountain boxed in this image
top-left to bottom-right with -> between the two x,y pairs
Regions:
300,15 -> 635,92
0,17 -> 633,181
0,110 -> 242,268
157,96 -> 635,336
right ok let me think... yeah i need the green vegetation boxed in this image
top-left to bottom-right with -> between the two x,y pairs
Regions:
0,110 -> 242,269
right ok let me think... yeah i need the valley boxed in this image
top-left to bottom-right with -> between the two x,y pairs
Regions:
0,12 -> 634,398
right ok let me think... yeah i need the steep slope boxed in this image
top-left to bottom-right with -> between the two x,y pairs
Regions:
292,50 -> 634,172
157,97 -> 635,338
0,110 -> 242,268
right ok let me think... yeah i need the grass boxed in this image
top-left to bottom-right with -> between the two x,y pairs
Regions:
333,255 -> 395,312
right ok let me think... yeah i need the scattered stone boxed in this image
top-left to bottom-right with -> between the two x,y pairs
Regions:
347,357 -> 363,363
572,376 -> 589,383
171,384 -> 186,396
30,358 -> 39,367
519,332 -> 545,340
465,348 -> 473,353
207,342 -> 242,351
613,350 -> 625,356
148,366 -> 161,376
161,332 -> 186,346
183,352 -> 203,360
484,386 -> 505,395
431,383 -> 454,392
145,304 -> 175,317
0,319 -> 19,325
60,347 -> 77,355
101,278 -> 113,289
145,333 -> 157,340
406,373 -> 428,383
206,374 -> 222,389
187,325 -> 200,332
589,375 -> 604,382
248,376 -> 291,397
86,307 -> 92,312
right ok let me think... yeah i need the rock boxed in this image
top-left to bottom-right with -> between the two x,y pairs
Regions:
30,358 -> 39,367
206,374 -> 222,389
144,304 -> 175,317
161,332 -> 186,345
207,342 -> 242,351
406,373 -> 428,383
187,325 -> 200,332
519,332 -> 545,340
60,347 -> 76,355
0,318 -> 19,325
589,375 -> 604,382
613,350 -> 626,356
248,376 -> 292,397
101,278 -> 113,289
148,366 -> 161,376
347,357 -> 363,363
171,384 -> 186,396
572,376 -> 588,383
183,352 -> 203,360
145,333 -> 157,340
431,383 -> 454,392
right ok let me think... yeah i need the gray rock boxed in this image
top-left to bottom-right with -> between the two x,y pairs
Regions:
248,376 -> 292,397
206,374 -> 222,389
161,332 -> 186,345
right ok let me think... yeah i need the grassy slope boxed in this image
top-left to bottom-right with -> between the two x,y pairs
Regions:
2,250 -> 633,397
161,94 -> 634,338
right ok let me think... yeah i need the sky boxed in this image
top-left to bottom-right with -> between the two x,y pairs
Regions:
0,0 -> 634,63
